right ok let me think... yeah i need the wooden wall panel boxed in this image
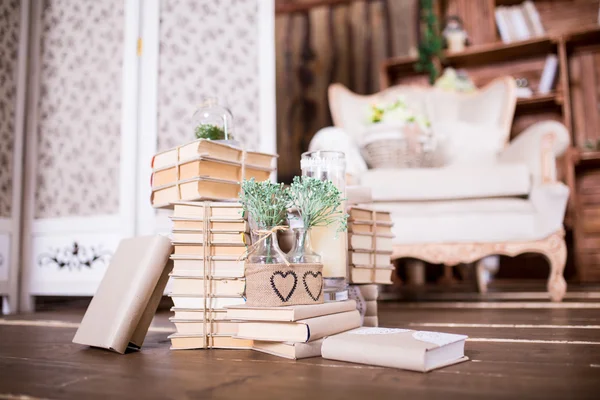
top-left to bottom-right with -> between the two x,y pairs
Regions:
569,48 -> 600,149
275,0 -> 418,183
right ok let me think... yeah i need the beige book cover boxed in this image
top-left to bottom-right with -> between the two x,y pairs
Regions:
151,177 -> 240,208
348,234 -> 393,252
322,327 -> 468,372
244,150 -> 278,169
152,148 -> 178,170
178,139 -> 243,164
253,338 -> 324,360
363,316 -> 378,327
173,201 -> 243,219
151,157 -> 242,188
72,236 -> 173,354
346,185 -> 372,205
244,165 -> 273,182
171,231 -> 249,245
349,222 -> 393,235
173,244 -> 246,257
170,319 -> 239,335
169,334 -> 253,350
169,295 -> 245,309
170,308 -> 228,320
348,207 -> 374,221
350,267 -> 394,284
170,276 -> 245,296
235,310 -> 361,343
227,300 -> 357,322
171,219 -> 248,232
348,251 -> 392,267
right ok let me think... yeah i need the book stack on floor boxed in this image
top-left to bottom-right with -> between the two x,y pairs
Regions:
347,207 -> 394,285
151,139 -> 277,208
348,284 -> 379,327
226,301 -> 361,359
168,201 -> 253,350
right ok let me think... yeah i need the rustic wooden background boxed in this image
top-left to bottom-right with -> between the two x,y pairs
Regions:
275,0 -> 419,182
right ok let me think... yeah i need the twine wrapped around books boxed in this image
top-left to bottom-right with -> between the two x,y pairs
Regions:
245,263 -> 324,306
238,226 -> 291,266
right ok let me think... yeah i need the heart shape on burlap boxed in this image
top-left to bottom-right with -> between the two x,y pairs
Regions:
270,270 -> 298,302
302,271 -> 323,301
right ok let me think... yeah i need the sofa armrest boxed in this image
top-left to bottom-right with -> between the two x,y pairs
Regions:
308,127 -> 368,178
498,121 -> 570,185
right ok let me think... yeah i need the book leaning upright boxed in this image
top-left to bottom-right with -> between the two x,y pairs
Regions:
322,327 -> 468,372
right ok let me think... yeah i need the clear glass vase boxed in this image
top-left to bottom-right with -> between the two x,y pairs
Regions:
192,97 -> 240,147
248,225 -> 287,265
287,228 -> 322,264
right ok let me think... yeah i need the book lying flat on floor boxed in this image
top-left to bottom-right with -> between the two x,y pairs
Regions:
171,219 -> 248,232
168,334 -> 253,350
252,338 -> 324,360
173,201 -> 244,219
235,310 -> 361,343
226,300 -> 357,322
170,319 -> 239,335
171,308 -> 229,320
169,295 -> 245,309
321,327 -> 468,372
170,277 -> 246,296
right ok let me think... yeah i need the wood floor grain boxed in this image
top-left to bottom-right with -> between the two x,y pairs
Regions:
0,302 -> 599,400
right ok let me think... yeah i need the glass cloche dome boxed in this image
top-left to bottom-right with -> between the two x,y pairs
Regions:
192,97 -> 239,146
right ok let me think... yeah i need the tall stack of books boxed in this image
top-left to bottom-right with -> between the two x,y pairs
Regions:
348,284 -> 380,327
151,139 -> 277,208
226,301 -> 361,359
167,201 -> 253,350
347,207 -> 394,285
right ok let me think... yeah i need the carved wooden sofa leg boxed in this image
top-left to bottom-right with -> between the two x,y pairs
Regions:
545,236 -> 567,302
475,260 -> 488,294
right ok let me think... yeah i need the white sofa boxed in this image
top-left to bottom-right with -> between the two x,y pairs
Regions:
309,77 -> 570,301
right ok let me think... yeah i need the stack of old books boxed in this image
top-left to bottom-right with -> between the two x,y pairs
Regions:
225,300 -> 361,359
347,207 -> 394,285
151,139 -> 277,208
348,284 -> 380,327
167,201 -> 252,350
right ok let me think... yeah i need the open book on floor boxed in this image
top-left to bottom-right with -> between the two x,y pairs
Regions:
321,327 -> 468,372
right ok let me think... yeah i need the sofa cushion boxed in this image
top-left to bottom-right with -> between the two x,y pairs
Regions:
359,163 -> 531,201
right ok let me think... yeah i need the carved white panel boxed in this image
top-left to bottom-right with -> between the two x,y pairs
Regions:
157,0 -> 261,152
0,233 -> 9,282
0,0 -> 20,218
34,0 -> 124,218
30,233 -> 120,295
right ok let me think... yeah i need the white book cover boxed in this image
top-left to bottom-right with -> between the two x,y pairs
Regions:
538,54 -> 558,94
510,7 -> 531,40
495,7 -> 511,43
523,0 -> 545,36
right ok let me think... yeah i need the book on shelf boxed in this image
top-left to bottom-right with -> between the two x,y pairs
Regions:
173,201 -> 244,219
168,334 -> 253,350
152,139 -> 243,169
523,1 -> 545,37
151,177 -> 240,208
170,276 -> 246,297
171,231 -> 249,245
170,319 -> 239,335
169,295 -> 245,309
348,234 -> 393,252
170,257 -> 245,278
226,300 -> 357,322
494,2 -> 545,44
348,251 -> 392,267
72,236 -> 173,354
171,218 -> 248,232
173,244 -> 247,257
495,7 -> 512,43
321,327 -> 468,372
510,6 -> 530,41
346,185 -> 373,205
538,54 -> 558,94
363,316 -> 378,327
350,266 -> 394,285
252,339 -> 324,360
235,310 -> 361,343
171,308 -> 229,320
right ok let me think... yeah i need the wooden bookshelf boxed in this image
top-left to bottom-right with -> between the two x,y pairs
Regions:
380,0 -> 600,282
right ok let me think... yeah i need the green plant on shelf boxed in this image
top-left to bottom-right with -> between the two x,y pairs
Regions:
195,123 -> 231,141
583,140 -> 600,151
414,0 -> 443,84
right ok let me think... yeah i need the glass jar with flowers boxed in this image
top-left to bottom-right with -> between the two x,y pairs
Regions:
239,179 -> 291,264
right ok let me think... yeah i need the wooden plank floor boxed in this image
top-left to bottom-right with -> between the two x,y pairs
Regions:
1,301 -> 599,399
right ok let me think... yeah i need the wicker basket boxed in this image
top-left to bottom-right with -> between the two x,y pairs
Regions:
360,123 -> 437,169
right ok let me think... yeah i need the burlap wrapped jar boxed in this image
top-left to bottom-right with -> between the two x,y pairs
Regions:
245,263 -> 324,306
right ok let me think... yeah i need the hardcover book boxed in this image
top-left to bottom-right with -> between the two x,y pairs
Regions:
151,177 -> 240,207
252,339 -> 324,360
173,244 -> 246,257
170,319 -> 239,335
173,201 -> 244,219
348,251 -> 392,267
152,157 -> 242,188
244,150 -> 278,169
171,308 -> 229,320
348,234 -> 393,252
169,295 -> 245,309
170,256 -> 245,278
171,231 -> 249,245
171,219 -> 248,232
321,327 -> 468,372
72,236 -> 173,354
226,300 -> 357,322
348,222 -> 393,235
168,334 -> 253,350
235,310 -> 361,343
350,267 -> 394,284
170,276 -> 246,296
